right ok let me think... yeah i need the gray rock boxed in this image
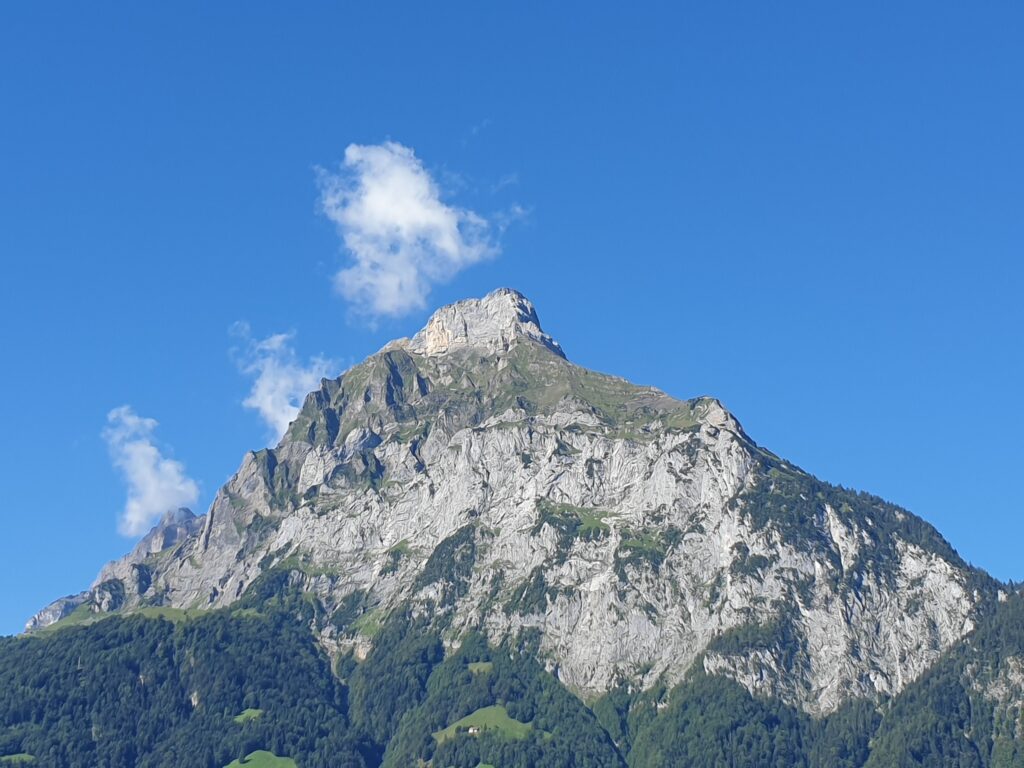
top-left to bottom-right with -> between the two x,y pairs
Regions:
27,290 -> 997,716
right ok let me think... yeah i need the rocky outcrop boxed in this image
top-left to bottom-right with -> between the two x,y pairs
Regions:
403,287 -> 565,359
26,289 -> 997,716
26,508 -> 202,631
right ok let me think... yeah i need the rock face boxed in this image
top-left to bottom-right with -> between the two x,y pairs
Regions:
405,287 -> 565,359
27,288 -> 997,715
26,508 -> 202,630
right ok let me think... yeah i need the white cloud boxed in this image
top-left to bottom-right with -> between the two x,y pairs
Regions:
103,406 -> 200,537
233,324 -> 335,444
318,141 -> 497,318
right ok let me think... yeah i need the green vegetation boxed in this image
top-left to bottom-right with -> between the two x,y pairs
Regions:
380,540 -> 411,576
33,602 -> 100,633
532,500 -> 612,554
737,453 -> 997,598
4,574 -> 1023,767
413,524 -> 478,606
286,338 -> 707,458
863,590 -> 1024,767
505,566 -> 567,616
614,529 -> 669,580
34,602 -> 207,635
381,631 -> 623,768
135,606 -> 205,622
352,609 -> 384,638
628,670 -> 810,768
348,612 -> 445,749
622,592 -> 1024,767
729,542 -> 776,578
433,705 -> 533,744
0,602 -> 365,768
223,751 -> 296,768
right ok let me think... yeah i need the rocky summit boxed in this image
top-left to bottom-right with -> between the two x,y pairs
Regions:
28,288 -> 1001,717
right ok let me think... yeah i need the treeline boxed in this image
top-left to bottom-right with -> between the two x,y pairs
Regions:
619,591 -> 1024,768
0,608 -> 369,768
863,588 -> 1024,767
379,632 -> 623,768
2,584 -> 1023,767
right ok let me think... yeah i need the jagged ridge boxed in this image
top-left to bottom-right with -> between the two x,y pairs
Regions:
28,288 -> 1000,716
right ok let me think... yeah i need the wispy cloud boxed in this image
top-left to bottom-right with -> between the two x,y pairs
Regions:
318,141 -> 497,318
491,172 -> 519,194
103,406 -> 199,537
232,324 -> 335,444
463,117 -> 492,145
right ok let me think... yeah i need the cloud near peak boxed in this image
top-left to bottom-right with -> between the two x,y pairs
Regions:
233,324 -> 336,444
319,141 -> 497,318
103,406 -> 199,537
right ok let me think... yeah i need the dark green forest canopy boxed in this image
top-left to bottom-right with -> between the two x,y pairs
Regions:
2,590 -> 1023,767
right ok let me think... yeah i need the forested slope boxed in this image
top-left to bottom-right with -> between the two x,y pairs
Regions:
3,587 -> 1023,767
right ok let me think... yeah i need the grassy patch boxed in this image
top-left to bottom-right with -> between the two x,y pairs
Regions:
37,604 -> 207,634
577,508 -> 612,537
0,756 -> 36,765
467,661 -> 493,674
272,553 -> 339,578
380,539 -> 411,576
389,539 -> 411,555
223,751 -> 295,768
233,708 -> 264,724
352,609 -> 383,638
433,705 -> 532,744
34,603 -> 100,633
533,500 -> 612,551
614,529 -> 670,579
619,532 -> 663,553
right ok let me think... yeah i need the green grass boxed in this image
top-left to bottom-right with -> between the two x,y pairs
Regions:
223,750 -> 296,768
467,661 -> 493,674
577,508 -> 612,536
534,499 -> 613,542
233,707 -> 264,724
272,553 -> 340,578
433,705 -> 532,744
352,609 -> 383,638
388,539 -> 411,555
36,603 -> 207,634
619,533 -> 663,553
35,603 -> 100,633
0,755 -> 36,765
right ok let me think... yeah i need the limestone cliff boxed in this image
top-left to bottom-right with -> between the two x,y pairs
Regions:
28,289 -> 997,715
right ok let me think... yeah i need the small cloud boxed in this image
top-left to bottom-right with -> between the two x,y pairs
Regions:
232,323 -> 336,444
463,118 -> 492,145
491,172 -> 519,194
318,141 -> 498,318
103,406 -> 199,537
493,203 -> 530,234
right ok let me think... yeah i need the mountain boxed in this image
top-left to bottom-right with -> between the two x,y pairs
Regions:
10,288 -> 1021,768
24,508 -> 203,630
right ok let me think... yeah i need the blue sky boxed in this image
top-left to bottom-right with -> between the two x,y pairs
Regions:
1,3 -> 1022,635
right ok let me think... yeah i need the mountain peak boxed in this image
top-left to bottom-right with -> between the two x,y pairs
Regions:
403,288 -> 566,359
